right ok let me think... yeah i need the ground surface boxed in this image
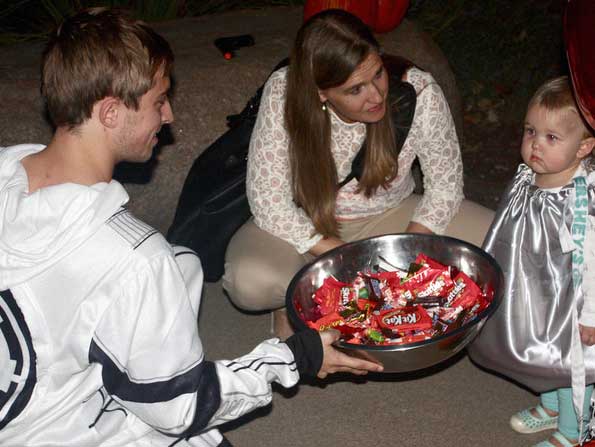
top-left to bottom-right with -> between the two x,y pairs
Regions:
462,119 -> 523,209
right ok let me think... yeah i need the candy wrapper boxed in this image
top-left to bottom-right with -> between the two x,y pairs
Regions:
303,252 -> 493,346
376,306 -> 433,333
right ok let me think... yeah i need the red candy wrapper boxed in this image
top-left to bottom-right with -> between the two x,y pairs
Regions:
376,305 -> 433,333
445,271 -> 481,309
313,276 -> 355,315
399,260 -> 453,296
307,312 -> 346,331
410,269 -> 453,299
307,311 -> 367,335
414,253 -> 449,271
391,332 -> 433,345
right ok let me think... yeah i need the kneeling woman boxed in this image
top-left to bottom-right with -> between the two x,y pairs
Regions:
223,9 -> 493,338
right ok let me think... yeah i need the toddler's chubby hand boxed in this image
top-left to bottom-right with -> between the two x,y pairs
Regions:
579,324 -> 595,346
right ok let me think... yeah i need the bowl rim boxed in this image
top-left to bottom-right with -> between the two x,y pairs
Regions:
285,232 -> 504,352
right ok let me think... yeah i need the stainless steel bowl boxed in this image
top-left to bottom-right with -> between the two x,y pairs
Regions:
286,233 -> 503,373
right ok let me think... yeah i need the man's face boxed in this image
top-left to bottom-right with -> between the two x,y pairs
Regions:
115,74 -> 173,163
318,52 -> 389,124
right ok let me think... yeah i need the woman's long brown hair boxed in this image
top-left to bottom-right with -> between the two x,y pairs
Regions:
285,9 -> 397,238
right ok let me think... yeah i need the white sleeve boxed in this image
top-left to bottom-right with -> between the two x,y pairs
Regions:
209,339 -> 299,426
247,68 -> 323,254
90,245 -> 300,437
408,70 -> 465,233
580,215 -> 595,327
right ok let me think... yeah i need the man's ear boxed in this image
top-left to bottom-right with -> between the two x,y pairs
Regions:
96,97 -> 122,129
578,136 -> 595,159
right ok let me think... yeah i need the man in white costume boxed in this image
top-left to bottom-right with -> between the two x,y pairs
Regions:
0,8 -> 382,446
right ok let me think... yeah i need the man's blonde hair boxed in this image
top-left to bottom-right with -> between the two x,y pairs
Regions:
41,7 -> 174,129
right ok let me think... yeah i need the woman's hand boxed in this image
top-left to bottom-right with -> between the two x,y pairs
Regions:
580,324 -> 595,345
308,236 -> 344,257
317,329 -> 384,379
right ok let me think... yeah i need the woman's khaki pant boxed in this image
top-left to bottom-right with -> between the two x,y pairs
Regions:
223,196 -> 495,311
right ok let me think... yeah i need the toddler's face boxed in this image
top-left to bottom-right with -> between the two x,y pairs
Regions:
521,104 -> 589,188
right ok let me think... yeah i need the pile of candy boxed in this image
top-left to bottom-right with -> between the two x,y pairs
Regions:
299,252 -> 494,346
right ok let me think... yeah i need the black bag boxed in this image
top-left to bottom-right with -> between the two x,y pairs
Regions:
167,56 -> 416,282
166,117 -> 252,282
167,60 -> 288,282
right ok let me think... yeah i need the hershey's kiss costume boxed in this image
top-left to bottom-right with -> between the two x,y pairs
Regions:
468,164 -> 595,392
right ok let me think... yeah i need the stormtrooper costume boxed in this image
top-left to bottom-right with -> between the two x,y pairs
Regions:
0,144 -> 321,446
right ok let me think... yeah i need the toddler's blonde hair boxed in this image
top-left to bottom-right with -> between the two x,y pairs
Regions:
529,76 -> 593,139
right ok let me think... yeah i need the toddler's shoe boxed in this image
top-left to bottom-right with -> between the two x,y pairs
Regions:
510,405 -> 558,434
532,431 -> 577,447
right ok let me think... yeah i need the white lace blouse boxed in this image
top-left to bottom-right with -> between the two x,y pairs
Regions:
246,66 -> 464,254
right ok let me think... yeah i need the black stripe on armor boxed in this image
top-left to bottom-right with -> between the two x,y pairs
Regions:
0,289 -> 37,430
107,209 -> 158,249
89,340 -> 221,433
174,250 -> 198,258
226,359 -> 297,374
167,432 -> 234,447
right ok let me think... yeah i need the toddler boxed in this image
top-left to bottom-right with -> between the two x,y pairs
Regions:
469,76 -> 595,447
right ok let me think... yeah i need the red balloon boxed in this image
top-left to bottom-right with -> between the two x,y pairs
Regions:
564,0 -> 595,127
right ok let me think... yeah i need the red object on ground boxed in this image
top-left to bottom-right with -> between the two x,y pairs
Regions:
564,0 -> 595,128
303,0 -> 410,34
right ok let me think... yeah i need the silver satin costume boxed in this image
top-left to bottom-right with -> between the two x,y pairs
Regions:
468,163 -> 595,393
